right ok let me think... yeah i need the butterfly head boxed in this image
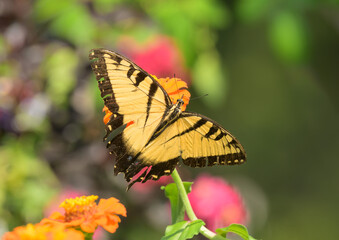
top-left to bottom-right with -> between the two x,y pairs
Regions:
168,98 -> 184,118
175,99 -> 184,111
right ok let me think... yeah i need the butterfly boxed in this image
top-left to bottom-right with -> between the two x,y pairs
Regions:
89,49 -> 246,188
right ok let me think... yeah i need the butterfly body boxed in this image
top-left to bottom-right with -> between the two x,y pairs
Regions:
89,49 -> 246,188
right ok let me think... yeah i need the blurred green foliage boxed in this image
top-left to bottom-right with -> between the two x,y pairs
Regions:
0,137 -> 58,229
193,52 -> 227,106
269,11 -> 308,63
33,0 -> 95,46
236,0 -> 270,23
142,0 -> 228,106
44,47 -> 78,107
1,0 -> 339,239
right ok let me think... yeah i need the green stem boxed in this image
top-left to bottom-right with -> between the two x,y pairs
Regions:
83,232 -> 94,240
171,168 -> 216,239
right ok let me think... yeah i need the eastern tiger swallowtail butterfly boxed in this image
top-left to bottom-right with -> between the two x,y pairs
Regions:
89,48 -> 246,188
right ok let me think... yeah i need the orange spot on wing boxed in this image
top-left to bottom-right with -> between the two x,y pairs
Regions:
103,106 -> 113,125
126,120 -> 134,128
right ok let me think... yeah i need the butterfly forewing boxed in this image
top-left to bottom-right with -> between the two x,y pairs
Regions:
89,49 -> 173,177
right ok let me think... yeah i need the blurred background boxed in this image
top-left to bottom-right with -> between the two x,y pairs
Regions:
1,0 -> 339,239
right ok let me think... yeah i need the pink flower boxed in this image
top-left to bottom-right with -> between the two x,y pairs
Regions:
188,174 -> 247,231
117,35 -> 190,83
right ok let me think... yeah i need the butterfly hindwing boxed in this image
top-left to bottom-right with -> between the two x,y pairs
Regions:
177,112 -> 246,167
136,112 -> 246,169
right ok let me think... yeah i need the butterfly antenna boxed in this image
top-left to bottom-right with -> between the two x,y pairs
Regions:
190,94 -> 209,101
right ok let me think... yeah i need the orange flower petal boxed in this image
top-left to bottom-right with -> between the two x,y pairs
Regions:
3,223 -> 84,240
98,198 -> 127,216
48,211 -> 65,220
64,218 -> 85,228
63,228 -> 85,240
98,197 -> 119,210
98,215 -> 121,233
101,222 -> 119,234
154,76 -> 190,111
107,215 -> 122,225
80,220 -> 98,233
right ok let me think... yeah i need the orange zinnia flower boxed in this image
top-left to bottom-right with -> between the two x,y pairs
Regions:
102,76 -> 191,124
43,195 -> 126,234
153,76 -> 190,111
2,222 -> 84,240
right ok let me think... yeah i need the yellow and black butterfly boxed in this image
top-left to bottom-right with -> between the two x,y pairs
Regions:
89,49 -> 246,188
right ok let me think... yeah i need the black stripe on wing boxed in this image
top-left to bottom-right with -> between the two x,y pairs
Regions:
163,118 -> 208,143
144,82 -> 159,127
135,71 -> 147,87
205,125 -> 219,138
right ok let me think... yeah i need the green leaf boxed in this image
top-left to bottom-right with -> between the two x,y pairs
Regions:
211,234 -> 229,240
83,232 -> 94,240
161,220 -> 205,240
162,182 -> 193,224
216,224 -> 257,240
